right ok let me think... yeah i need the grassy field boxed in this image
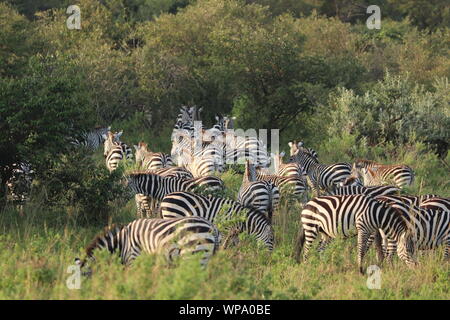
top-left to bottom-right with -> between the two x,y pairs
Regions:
0,154 -> 449,300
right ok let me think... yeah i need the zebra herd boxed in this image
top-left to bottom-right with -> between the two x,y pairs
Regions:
71,106 -> 449,275
6,106 -> 447,274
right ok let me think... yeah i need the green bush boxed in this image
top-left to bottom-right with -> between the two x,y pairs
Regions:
326,73 -> 450,155
38,150 -> 128,225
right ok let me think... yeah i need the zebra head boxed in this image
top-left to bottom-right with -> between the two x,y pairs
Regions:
223,116 -> 235,130
77,224 -> 127,273
102,131 -> 116,157
288,140 -> 299,156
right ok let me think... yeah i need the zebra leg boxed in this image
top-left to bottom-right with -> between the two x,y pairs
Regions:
295,226 -> 317,262
317,234 -> 333,253
386,239 -> 397,263
372,231 -> 385,265
444,237 -> 449,260
357,230 -> 371,274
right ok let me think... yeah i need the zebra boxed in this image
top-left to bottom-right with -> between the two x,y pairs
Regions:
112,130 -> 133,160
352,159 -> 414,188
375,195 -> 450,260
374,194 -> 439,208
171,131 -> 224,177
151,166 -> 194,179
128,172 -> 224,218
289,143 -> 351,195
159,191 -> 274,250
294,195 -> 417,273
288,141 -> 318,160
331,185 -> 400,198
420,197 -> 450,212
237,161 -> 280,221
70,126 -> 110,150
273,151 -> 305,177
102,131 -> 127,172
134,141 -> 173,170
75,217 -> 220,269
253,164 -> 308,203
134,167 -> 194,218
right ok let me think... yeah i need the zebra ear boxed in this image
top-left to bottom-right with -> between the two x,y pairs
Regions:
280,151 -> 285,157
288,142 -> 293,147
297,141 -> 304,147
102,134 -> 108,141
115,131 -> 123,139
133,145 -> 139,151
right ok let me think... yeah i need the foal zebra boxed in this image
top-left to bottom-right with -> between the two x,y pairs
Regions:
160,191 -> 274,250
237,161 -> 280,221
352,159 -> 414,188
76,217 -> 220,269
128,172 -> 224,218
295,195 -> 417,272
375,195 -> 450,260
290,143 -> 351,195
134,141 -> 173,170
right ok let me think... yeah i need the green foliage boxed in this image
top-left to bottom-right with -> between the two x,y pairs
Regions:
38,150 -> 128,224
326,73 -> 450,155
0,54 -> 94,197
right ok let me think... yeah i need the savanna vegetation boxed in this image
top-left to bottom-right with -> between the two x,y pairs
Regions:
0,0 -> 448,299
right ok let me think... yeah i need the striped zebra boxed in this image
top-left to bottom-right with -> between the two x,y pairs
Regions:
295,195 -> 417,272
273,152 -> 305,177
331,185 -> 400,197
339,175 -> 364,187
375,195 -> 450,260
374,194 -> 439,208
102,132 -> 127,172
171,131 -> 224,177
237,161 -> 280,221
352,159 -> 414,188
71,126 -> 110,150
254,165 -> 308,203
173,106 -> 196,131
159,191 -> 274,250
128,172 -> 224,218
133,167 -> 194,218
420,197 -> 450,212
111,131 -> 133,160
288,141 -> 318,160
290,143 -> 351,195
76,217 -> 220,269
134,141 -> 173,170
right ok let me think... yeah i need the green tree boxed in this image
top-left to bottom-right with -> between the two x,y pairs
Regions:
0,55 -> 94,203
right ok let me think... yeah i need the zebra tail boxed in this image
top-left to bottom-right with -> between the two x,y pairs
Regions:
293,227 -> 305,263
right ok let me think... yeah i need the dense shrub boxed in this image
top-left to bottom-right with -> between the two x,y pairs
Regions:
325,73 -> 450,155
37,150 -> 129,225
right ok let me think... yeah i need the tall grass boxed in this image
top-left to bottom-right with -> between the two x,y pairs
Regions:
0,140 -> 448,299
